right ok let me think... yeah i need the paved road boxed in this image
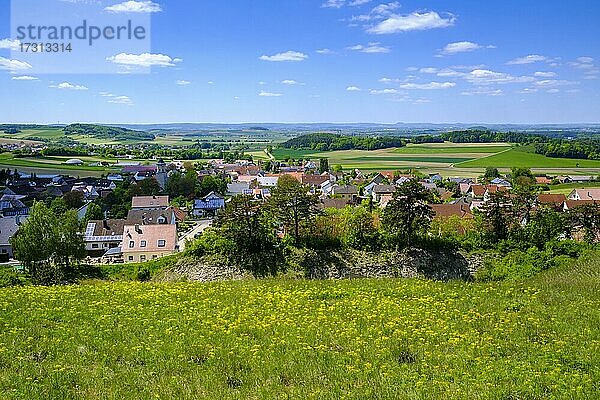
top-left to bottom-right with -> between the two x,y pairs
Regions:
177,219 -> 213,251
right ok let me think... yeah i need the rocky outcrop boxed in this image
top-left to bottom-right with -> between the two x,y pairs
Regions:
291,248 -> 475,281
157,249 -> 484,283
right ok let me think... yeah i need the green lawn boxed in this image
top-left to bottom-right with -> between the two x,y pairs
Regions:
395,143 -> 513,155
0,254 -> 599,399
457,148 -> 600,169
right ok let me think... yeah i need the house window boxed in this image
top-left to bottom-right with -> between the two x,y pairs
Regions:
92,244 -> 99,249
157,240 -> 166,248
140,240 -> 147,248
1,249 -> 6,254
128,256 -> 134,261
129,241 -> 135,248
152,255 -> 158,259
140,255 -> 146,262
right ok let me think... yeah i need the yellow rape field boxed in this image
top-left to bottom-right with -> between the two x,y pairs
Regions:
0,255 -> 599,400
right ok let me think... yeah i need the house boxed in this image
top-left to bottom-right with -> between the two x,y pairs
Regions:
428,174 -> 443,183
131,195 -> 169,210
257,176 -> 280,187
331,185 -> 359,204
396,176 -> 411,185
0,195 -> 29,217
568,188 -> 600,201
431,204 -> 473,219
0,216 -> 26,258
483,185 -> 509,201
126,209 -> 175,225
535,176 -> 552,185
71,185 -> 100,201
491,178 -> 512,188
372,185 -> 396,202
537,194 -> 566,208
319,198 -> 351,210
363,182 -> 378,196
84,219 -> 126,256
122,224 -> 178,263
569,176 -> 593,184
300,174 -> 329,189
193,192 -> 226,217
563,199 -> 599,212
459,183 -> 472,194
227,181 -> 250,195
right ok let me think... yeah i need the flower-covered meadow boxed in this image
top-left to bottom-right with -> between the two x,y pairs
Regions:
0,259 -> 598,399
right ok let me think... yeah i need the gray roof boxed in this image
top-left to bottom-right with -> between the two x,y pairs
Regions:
0,216 -> 26,245
373,185 -> 396,194
126,209 -> 174,225
332,185 -> 358,195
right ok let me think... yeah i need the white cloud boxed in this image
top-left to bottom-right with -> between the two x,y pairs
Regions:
568,57 -> 599,76
399,81 -> 455,90
466,69 -> 534,85
347,42 -> 390,53
533,79 -> 577,88
259,51 -> 308,62
507,54 -> 548,65
461,88 -> 503,96
439,41 -> 494,55
534,71 -> 557,78
51,82 -> 88,90
321,0 -> 345,8
106,53 -> 180,67
369,88 -> 399,94
259,91 -> 283,97
12,75 -> 38,81
104,1 -> 161,13
322,0 -> 370,8
100,92 -> 134,105
547,89 -> 560,94
368,11 -> 455,34
413,99 -> 431,104
0,39 -> 21,50
176,80 -> 191,86
346,86 -> 361,91
281,79 -> 301,85
316,48 -> 333,55
0,57 -> 32,71
351,2 -> 400,22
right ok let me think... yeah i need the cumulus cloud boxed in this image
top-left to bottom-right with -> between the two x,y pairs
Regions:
281,79 -> 302,85
369,88 -> 399,94
316,48 -> 333,55
346,86 -> 361,91
259,51 -> 308,62
466,69 -> 535,85
0,39 -> 21,50
507,54 -> 549,65
259,91 -> 283,97
107,53 -> 180,67
461,88 -> 503,96
176,80 -> 191,86
399,81 -> 455,90
100,92 -> 134,105
51,82 -> 88,90
568,57 -> 599,78
368,11 -> 455,34
0,57 -> 32,71
534,71 -> 557,78
439,41 -> 495,56
347,42 -> 390,53
322,0 -> 370,8
12,75 -> 38,81
351,2 -> 400,22
104,1 -> 161,13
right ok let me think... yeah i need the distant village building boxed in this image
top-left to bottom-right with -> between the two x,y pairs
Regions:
131,195 -> 170,210
193,192 -> 225,217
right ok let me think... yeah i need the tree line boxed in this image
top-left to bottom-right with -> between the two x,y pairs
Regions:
280,133 -> 406,151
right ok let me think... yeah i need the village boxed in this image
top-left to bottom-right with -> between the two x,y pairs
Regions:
0,155 -> 598,265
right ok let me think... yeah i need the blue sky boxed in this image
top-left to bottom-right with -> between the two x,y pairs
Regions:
1,0 -> 599,124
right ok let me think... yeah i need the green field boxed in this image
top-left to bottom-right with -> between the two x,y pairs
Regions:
0,254 -> 598,399
457,148 -> 600,169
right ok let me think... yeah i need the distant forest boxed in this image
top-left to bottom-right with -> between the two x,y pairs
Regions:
63,124 -> 155,141
280,133 -> 405,151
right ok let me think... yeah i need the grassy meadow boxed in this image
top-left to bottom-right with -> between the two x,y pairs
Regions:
264,143 -> 600,177
0,254 -> 599,399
